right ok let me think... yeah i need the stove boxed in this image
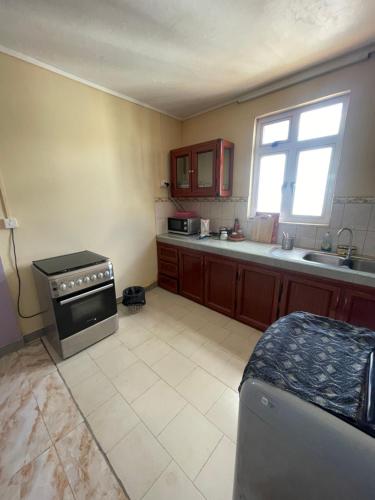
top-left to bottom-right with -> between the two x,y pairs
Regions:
33,251 -> 118,359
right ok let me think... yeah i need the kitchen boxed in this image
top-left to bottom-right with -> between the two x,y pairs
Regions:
1,2 -> 375,500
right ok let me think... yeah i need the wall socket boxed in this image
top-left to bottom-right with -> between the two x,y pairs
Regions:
0,217 -> 19,229
160,180 -> 170,188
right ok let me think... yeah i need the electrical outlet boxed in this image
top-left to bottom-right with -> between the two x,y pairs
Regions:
160,180 -> 170,188
1,217 -> 19,229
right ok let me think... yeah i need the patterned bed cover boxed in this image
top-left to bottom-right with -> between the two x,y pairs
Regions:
240,312 -> 375,434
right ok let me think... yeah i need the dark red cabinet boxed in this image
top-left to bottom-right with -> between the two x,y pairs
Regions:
157,242 -> 375,331
339,288 -> 375,330
236,263 -> 282,330
179,248 -> 204,303
170,139 -> 234,198
204,255 -> 237,316
279,274 -> 341,319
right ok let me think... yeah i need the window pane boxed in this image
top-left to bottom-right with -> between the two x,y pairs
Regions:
298,103 -> 343,141
262,120 -> 290,144
292,148 -> 332,216
256,154 -> 286,213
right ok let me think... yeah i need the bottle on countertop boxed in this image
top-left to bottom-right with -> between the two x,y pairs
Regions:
321,231 -> 332,252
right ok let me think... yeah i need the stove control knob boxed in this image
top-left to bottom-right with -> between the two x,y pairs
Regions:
91,274 -> 97,281
104,270 -> 110,278
98,272 -> 104,279
83,276 -> 90,284
68,281 -> 75,288
76,278 -> 83,286
59,283 -> 67,291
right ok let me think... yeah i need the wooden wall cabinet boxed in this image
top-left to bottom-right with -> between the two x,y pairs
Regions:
157,242 -> 375,331
170,139 -> 234,198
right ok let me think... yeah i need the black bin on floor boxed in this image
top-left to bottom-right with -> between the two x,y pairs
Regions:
122,286 -> 146,312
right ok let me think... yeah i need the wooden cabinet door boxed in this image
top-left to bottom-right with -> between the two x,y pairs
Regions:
179,248 -> 204,303
216,139 -> 234,197
204,255 -> 237,317
279,273 -> 341,319
170,148 -> 192,197
191,141 -> 217,197
236,263 -> 281,330
339,288 -> 375,330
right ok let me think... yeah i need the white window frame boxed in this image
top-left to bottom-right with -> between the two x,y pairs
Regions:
249,93 -> 350,225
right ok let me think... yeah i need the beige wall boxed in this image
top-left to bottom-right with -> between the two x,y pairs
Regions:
0,52 -> 181,335
182,57 -> 375,199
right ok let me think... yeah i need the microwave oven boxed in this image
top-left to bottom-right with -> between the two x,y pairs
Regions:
168,217 -> 200,235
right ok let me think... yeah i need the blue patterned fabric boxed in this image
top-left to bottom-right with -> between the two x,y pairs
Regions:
240,312 -> 375,424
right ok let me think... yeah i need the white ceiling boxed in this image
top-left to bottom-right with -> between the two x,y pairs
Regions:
0,0 -> 374,119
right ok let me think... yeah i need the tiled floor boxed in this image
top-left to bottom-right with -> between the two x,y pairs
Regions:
0,340 -> 127,500
0,287 -> 261,500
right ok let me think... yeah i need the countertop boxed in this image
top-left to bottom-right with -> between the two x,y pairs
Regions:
156,233 -> 375,289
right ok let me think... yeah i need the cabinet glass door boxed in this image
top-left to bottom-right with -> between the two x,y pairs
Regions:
222,148 -> 231,191
192,143 -> 216,196
176,155 -> 191,189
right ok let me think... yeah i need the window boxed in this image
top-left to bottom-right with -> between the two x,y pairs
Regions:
250,94 -> 349,224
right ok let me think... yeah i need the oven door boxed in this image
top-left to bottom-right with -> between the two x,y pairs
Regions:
53,281 -> 117,339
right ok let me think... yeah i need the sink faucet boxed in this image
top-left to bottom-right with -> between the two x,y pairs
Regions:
337,227 -> 354,262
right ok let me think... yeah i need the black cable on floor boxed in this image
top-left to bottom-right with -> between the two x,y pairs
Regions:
10,228 -> 46,318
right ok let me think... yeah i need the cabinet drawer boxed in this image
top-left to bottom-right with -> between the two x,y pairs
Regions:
159,260 -> 178,278
158,274 -> 178,293
158,244 -> 178,264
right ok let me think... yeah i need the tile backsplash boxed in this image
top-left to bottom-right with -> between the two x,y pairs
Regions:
154,197 -> 375,257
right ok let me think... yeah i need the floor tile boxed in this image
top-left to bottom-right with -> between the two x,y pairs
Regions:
197,322 -> 232,346
220,329 -> 261,361
149,322 -> 180,342
115,324 -> 154,349
58,352 -> 99,388
87,335 -> 122,360
18,340 -> 56,386
112,361 -> 160,403
95,344 -> 137,379
0,351 -> 31,407
87,393 -> 139,453
0,446 -> 73,500
133,338 -> 171,366
195,436 -> 236,500
56,423 -> 127,499
0,391 -> 51,483
152,350 -> 196,387
206,388 -> 239,443
33,371 -> 83,442
70,371 -> 116,416
132,380 -> 186,435
168,329 -> 206,358
159,404 -> 222,480
179,314 -> 208,332
176,367 -> 226,414
108,423 -> 171,500
143,461 -> 204,500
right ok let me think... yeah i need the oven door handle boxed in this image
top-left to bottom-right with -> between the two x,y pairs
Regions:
59,283 -> 114,305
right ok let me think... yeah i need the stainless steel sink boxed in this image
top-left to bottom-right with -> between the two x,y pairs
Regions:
350,257 -> 375,274
303,252 -> 347,267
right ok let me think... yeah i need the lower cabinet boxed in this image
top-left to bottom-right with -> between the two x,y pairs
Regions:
279,274 -> 341,319
179,248 -> 204,303
204,255 -> 237,317
157,242 -> 375,331
236,263 -> 282,330
339,288 -> 375,330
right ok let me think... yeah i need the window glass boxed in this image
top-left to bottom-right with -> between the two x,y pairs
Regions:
256,154 -> 286,213
298,103 -> 343,141
262,120 -> 290,144
292,147 -> 332,216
